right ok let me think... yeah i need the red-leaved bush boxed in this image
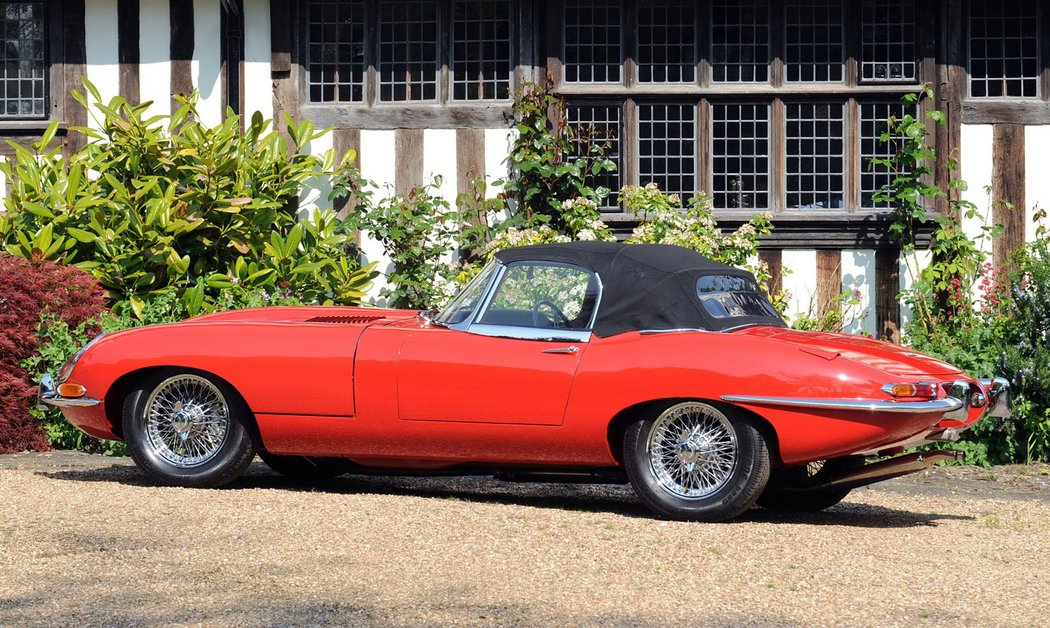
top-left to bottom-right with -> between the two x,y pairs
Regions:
0,254 -> 106,453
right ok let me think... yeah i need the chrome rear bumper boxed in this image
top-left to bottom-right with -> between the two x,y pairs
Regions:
719,394 -> 964,414
37,374 -> 101,409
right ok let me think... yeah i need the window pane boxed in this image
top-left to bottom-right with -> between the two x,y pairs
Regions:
452,0 -> 512,100
0,0 -> 45,119
786,102 -> 844,209
861,0 -> 917,83
481,263 -> 599,330
639,103 -> 696,199
638,0 -> 696,83
711,0 -> 769,83
969,0 -> 1039,98
785,0 -> 844,83
307,0 -> 366,103
567,104 -> 622,209
860,101 -> 913,209
378,0 -> 439,102
712,103 -> 769,210
564,0 -> 621,84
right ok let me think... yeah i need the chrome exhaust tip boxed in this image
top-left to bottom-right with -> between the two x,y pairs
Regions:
820,450 -> 965,490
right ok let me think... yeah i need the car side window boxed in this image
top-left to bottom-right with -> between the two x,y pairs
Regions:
479,263 -> 599,330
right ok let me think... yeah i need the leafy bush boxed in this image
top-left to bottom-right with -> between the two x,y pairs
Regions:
0,254 -> 106,453
0,79 -> 374,318
345,177 -> 459,309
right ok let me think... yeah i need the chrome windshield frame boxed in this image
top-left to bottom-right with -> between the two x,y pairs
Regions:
442,259 -> 603,343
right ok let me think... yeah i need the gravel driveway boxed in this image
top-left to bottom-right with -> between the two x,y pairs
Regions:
1,452 -> 1048,626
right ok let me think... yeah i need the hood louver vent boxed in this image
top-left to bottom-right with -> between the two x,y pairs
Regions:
307,315 -> 387,325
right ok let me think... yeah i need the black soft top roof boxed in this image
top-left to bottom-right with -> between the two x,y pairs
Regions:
494,242 -> 786,337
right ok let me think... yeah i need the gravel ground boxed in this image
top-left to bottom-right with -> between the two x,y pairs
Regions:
1,452 -> 1048,627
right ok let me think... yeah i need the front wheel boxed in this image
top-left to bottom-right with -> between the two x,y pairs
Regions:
624,401 -> 770,522
123,370 -> 256,488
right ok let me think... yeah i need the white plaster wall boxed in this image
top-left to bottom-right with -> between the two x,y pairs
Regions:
841,249 -> 876,335
243,0 -> 273,126
193,0 -> 224,127
899,248 -> 932,331
959,124 -> 994,256
423,129 -> 460,264
483,128 -> 514,198
358,130 -> 397,302
139,0 -> 172,117
781,249 -> 818,322
298,132 -> 334,219
84,0 -> 120,129
1025,125 -> 1050,241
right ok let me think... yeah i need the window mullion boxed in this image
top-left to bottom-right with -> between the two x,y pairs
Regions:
770,1 -> 785,88
624,98 -> 638,188
366,0 -> 377,107
844,0 -> 859,88
623,0 -> 636,88
698,98 -> 711,198
771,98 -> 785,213
697,2 -> 709,87
845,97 -> 860,212
440,0 -> 450,103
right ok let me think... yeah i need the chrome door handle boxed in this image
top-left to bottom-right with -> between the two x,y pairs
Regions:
543,345 -> 580,354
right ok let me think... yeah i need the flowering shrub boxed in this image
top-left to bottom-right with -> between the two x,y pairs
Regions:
0,254 -> 106,453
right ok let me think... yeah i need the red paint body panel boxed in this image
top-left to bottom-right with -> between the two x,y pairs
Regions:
57,304 -> 984,471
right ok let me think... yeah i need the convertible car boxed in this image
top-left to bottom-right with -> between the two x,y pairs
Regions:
40,242 -> 1010,522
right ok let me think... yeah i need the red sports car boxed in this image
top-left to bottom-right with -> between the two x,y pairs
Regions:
40,242 -> 1010,522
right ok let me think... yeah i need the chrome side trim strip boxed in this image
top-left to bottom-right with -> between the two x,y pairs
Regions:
466,324 -> 591,343
719,394 -> 964,414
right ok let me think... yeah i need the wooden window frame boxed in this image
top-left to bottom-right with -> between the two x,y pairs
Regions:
549,0 -> 932,235
296,0 -> 524,129
0,0 -> 68,134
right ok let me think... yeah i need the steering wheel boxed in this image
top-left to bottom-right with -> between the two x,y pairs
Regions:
533,299 -> 570,328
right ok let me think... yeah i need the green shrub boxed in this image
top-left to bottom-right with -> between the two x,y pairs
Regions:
0,79 -> 375,318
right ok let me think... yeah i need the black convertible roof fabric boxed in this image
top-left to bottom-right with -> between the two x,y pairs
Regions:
494,242 -> 786,337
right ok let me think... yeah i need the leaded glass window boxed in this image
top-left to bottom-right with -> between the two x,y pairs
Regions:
452,0 -> 512,100
0,0 -> 45,118
785,0 -> 844,83
969,0 -> 1040,98
861,0 -> 916,83
567,104 -> 622,209
711,0 -> 769,83
378,0 -> 439,102
860,101 -> 910,209
638,0 -> 696,83
564,0 -> 621,84
713,103 -> 770,210
786,102 -> 844,209
639,104 -> 696,199
307,0 -> 365,103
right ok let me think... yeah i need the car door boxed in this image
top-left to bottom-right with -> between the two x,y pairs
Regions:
397,261 -> 601,426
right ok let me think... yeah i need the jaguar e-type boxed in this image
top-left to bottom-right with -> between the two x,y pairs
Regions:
40,242 -> 1010,521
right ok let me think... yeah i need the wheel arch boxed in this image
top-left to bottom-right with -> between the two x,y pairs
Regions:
105,366 -> 263,447
605,397 -> 783,467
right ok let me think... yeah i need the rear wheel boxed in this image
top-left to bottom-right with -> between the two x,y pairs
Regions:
258,451 -> 347,482
624,401 -> 770,522
758,457 -> 865,512
123,370 -> 255,488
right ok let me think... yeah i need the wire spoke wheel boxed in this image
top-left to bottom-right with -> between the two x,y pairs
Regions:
646,403 -> 738,500
143,374 -> 230,469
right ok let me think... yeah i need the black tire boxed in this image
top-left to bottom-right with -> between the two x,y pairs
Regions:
123,370 -> 256,488
624,401 -> 771,522
757,457 -> 865,512
258,451 -> 347,482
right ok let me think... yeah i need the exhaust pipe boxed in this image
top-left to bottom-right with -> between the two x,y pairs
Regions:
821,450 -> 965,490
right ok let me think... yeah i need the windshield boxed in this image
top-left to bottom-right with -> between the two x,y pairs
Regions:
695,275 -> 780,320
434,261 -> 498,326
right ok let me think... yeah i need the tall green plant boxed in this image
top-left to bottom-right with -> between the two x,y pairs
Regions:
871,85 -> 1001,334
502,81 -> 616,232
0,78 -> 375,318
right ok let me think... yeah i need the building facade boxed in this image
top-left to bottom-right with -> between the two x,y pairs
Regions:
1,0 -> 1048,336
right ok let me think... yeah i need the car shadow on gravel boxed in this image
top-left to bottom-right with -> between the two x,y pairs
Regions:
37,463 -> 973,528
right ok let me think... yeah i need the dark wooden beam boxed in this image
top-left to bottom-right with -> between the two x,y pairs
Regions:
117,0 -> 140,105
456,128 -> 486,226
816,250 -> 842,320
333,128 -> 362,219
933,0 -> 964,220
269,0 -> 291,72
962,101 -> 1050,125
992,124 -> 1026,269
875,247 -> 901,342
758,249 -> 783,298
170,0 -> 195,114
271,0 -> 298,136
299,104 -> 513,130
61,0 -> 87,156
394,128 -> 425,196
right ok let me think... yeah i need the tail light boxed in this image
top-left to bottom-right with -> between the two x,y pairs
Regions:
882,381 -> 938,399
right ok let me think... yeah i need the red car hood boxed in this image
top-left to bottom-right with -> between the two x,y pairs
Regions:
734,326 -> 963,378
187,306 -> 418,326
